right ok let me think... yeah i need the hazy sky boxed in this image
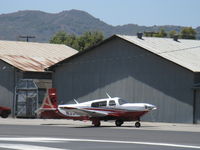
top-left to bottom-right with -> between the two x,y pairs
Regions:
1,0 -> 199,27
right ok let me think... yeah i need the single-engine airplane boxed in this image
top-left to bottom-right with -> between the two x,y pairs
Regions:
37,88 -> 156,127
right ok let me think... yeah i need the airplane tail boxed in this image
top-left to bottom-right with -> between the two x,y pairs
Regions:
36,88 -> 60,118
41,88 -> 58,109
36,88 -> 89,120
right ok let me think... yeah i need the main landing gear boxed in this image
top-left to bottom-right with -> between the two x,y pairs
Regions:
92,119 -> 101,127
115,120 -> 124,127
92,119 -> 141,127
115,120 -> 141,128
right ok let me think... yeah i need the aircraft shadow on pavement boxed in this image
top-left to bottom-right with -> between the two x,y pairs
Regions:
72,125 -> 156,128
40,123 -> 156,128
40,124 -> 156,128
40,124 -> 114,128
40,123 -> 72,126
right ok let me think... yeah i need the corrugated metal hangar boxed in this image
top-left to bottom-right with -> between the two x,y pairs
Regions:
49,34 -> 200,124
0,40 -> 78,117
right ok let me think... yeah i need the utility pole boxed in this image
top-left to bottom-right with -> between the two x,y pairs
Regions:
19,35 -> 36,42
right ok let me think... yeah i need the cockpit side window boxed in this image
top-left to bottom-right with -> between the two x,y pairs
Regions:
91,101 -> 107,107
109,100 -> 116,106
118,99 -> 128,105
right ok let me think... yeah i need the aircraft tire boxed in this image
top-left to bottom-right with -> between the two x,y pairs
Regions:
135,122 -> 141,128
92,119 -> 101,127
115,120 -> 123,127
94,122 -> 101,127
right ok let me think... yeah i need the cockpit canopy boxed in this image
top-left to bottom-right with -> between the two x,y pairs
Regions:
91,98 -> 129,107
91,101 -> 107,107
118,99 -> 128,105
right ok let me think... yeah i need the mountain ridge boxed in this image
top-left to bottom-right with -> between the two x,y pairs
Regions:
0,10 -> 199,42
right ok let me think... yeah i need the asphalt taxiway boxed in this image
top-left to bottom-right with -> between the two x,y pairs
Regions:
0,118 -> 200,150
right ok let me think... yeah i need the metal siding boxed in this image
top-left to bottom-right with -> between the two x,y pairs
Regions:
195,90 -> 200,123
194,73 -> 200,83
0,60 -> 14,109
53,38 -> 194,123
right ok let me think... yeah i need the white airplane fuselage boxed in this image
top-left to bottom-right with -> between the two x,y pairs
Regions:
59,98 -> 156,113
58,97 -> 156,124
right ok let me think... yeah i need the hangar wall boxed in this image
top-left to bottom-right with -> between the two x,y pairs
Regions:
53,37 -> 194,123
194,89 -> 200,123
0,60 -> 15,108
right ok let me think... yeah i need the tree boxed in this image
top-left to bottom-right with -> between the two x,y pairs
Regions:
78,31 -> 104,51
154,29 -> 167,37
144,32 -> 155,37
49,31 -> 68,44
144,29 -> 167,38
65,34 -> 79,50
50,31 -> 104,51
180,27 -> 196,39
169,30 -> 178,38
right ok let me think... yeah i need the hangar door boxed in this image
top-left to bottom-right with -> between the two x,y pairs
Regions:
194,90 -> 200,123
15,79 -> 38,118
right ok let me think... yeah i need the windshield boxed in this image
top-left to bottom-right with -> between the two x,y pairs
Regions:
118,99 -> 128,105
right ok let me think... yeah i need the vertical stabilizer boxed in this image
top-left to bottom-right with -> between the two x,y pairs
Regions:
40,88 -> 58,109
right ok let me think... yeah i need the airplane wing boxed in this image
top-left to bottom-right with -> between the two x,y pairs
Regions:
60,107 -> 109,117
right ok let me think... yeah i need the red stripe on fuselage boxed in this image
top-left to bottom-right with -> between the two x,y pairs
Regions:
40,109 -> 89,120
84,107 -> 139,113
84,108 -> 149,121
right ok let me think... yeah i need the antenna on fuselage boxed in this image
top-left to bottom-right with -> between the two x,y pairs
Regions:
106,93 -> 111,99
73,99 -> 79,104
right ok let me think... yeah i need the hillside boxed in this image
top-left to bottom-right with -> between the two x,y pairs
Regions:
0,10 -> 199,42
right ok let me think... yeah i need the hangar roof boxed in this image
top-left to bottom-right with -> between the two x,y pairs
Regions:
0,40 -> 78,72
48,34 -> 200,72
117,35 -> 200,72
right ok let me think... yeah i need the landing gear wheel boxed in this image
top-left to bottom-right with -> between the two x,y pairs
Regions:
115,120 -> 124,127
92,120 -> 101,127
135,122 -> 141,128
